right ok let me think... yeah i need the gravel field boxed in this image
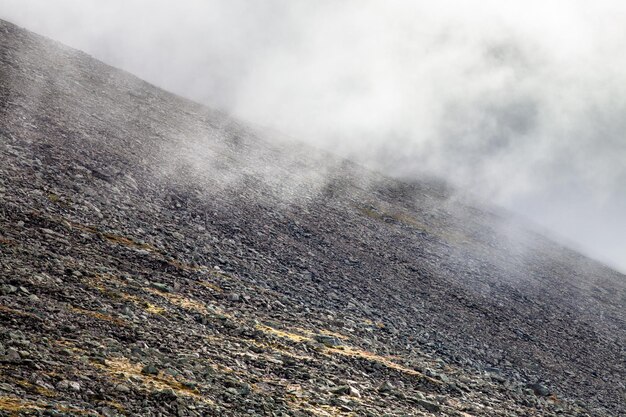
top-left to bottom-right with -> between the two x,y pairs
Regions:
1,19 -> 625,416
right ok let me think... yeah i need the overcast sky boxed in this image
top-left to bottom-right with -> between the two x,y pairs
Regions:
1,0 -> 625,272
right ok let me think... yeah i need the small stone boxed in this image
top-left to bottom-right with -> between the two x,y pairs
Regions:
121,306 -> 134,317
315,335 -> 343,348
68,381 -> 81,392
142,364 -> 159,375
226,293 -> 240,302
529,382 -> 551,397
156,388 -> 178,401
115,383 -> 131,393
5,348 -> 21,362
378,381 -> 395,393
0,382 -> 14,393
56,380 -> 71,390
149,282 -> 171,293
331,385 -> 359,397
101,407 -> 118,417
331,385 -> 350,395
0,285 -> 17,295
239,383 -> 252,396
415,399 -> 441,413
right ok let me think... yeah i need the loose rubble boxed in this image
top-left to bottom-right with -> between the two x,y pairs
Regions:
1,18 -> 625,416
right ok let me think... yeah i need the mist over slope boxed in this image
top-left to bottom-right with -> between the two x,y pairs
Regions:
1,19 -> 625,416
2,0 -> 626,273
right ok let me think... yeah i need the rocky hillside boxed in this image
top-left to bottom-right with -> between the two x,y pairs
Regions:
1,19 -> 625,417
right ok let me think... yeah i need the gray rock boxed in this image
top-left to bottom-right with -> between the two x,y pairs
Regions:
0,382 -> 14,393
414,398 -> 441,413
378,381 -> 395,393
0,284 -> 17,295
4,348 -> 21,362
529,382 -> 551,397
149,282 -> 171,293
101,407 -> 119,417
115,383 -> 131,393
331,385 -> 351,395
226,293 -> 241,302
331,385 -> 360,397
314,335 -> 343,348
142,364 -> 159,375
56,380 -> 70,390
68,381 -> 81,392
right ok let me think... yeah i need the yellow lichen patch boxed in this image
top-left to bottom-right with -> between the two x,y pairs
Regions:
33,385 -> 56,398
208,269 -> 233,280
47,193 -> 62,204
256,324 -> 311,343
116,292 -> 168,315
286,397 -> 356,417
240,337 -> 315,362
198,280 -> 223,293
361,319 -> 385,329
96,358 -> 212,404
64,219 -> 159,255
0,396 -> 93,416
0,396 -> 44,414
357,203 -> 472,246
53,339 -> 79,349
309,328 -> 349,341
12,378 -> 56,398
97,230 -> 158,253
144,303 -> 167,315
356,206 -> 385,221
102,232 -> 149,249
0,236 -> 16,246
325,346 -> 440,384
60,216 -> 203,273
50,405 -> 97,416
0,305 -> 39,318
445,398 -> 477,417
145,288 -> 209,314
83,276 -> 171,317
256,323 -> 354,345
166,258 -> 200,272
100,400 -> 126,414
116,292 -> 165,315
92,273 -> 126,287
70,306 -> 127,327
52,339 -> 87,359
116,291 -> 139,302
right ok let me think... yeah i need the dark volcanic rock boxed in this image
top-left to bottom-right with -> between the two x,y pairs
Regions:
529,382 -> 551,397
0,18 -> 625,417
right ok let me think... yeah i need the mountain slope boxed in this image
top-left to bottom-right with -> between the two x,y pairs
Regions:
1,19 -> 625,416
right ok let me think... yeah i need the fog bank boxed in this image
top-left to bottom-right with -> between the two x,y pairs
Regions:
1,0 -> 625,272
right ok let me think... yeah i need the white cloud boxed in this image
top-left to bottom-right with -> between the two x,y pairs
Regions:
1,0 -> 625,271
